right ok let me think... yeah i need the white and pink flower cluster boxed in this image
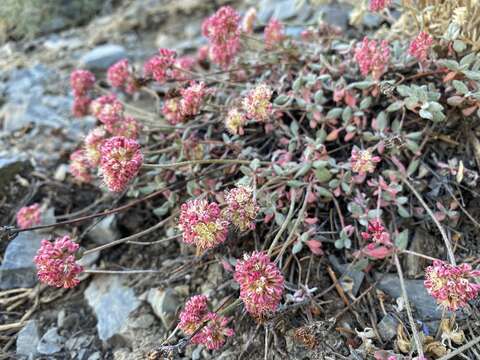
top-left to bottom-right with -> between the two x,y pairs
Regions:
178,295 -> 234,350
354,37 -> 391,80
408,31 -> 433,63
107,59 -> 138,94
178,186 -> 258,253
16,203 -> 41,229
350,147 -> 381,175
360,220 -> 394,260
34,235 -> 83,288
368,0 -> 391,12
70,69 -> 95,117
162,81 -> 209,125
424,260 -> 480,311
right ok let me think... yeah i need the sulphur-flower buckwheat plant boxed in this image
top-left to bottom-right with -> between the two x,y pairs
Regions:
224,186 -> 259,231
242,83 -> 273,121
99,136 -> 143,192
143,48 -> 176,84
225,108 -> 247,135
354,37 -> 390,80
178,295 -> 209,335
408,31 -> 434,63
234,251 -> 284,318
264,18 -> 285,49
350,147 -> 381,175
424,260 -> 480,311
16,203 -> 41,229
34,235 -> 83,288
178,199 -> 229,253
202,6 -> 241,68
69,149 -> 92,183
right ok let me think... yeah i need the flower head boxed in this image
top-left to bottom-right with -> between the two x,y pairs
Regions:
202,6 -> 241,68
179,295 -> 209,334
100,136 -> 143,192
84,126 -> 107,166
178,199 -> 229,253
34,235 -> 83,288
107,59 -> 137,93
264,18 -> 285,49
243,84 -> 273,121
91,95 -> 124,131
234,251 -> 285,318
172,56 -> 196,81
16,203 -> 41,229
69,149 -> 92,183
192,312 -> 234,350
72,96 -> 91,117
162,98 -> 185,125
241,8 -> 257,34
224,186 -> 258,231
354,37 -> 390,80
70,69 -> 95,97
180,81 -> 208,117
361,219 -> 391,246
143,48 -> 176,83
425,260 -> 480,311
350,147 -> 381,175
368,0 -> 391,12
408,31 -> 433,63
225,108 -> 246,135
110,116 -> 141,139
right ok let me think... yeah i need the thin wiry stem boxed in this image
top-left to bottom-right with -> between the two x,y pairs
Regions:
143,159 -> 270,169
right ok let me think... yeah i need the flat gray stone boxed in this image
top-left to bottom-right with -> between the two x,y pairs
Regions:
377,314 -> 398,341
79,45 -> 126,70
37,327 -> 65,355
318,3 -> 352,30
16,320 -> 40,357
147,288 -> 179,329
375,274 -> 459,320
0,155 -> 30,189
85,275 -> 140,341
86,215 -> 120,245
0,232 -> 43,289
329,255 -> 364,296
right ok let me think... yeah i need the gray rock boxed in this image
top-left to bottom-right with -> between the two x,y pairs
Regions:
88,352 -> 102,360
0,232 -> 43,289
405,228 -> 436,278
130,314 -> 155,329
0,155 -> 30,189
85,275 -> 140,341
16,320 -> 40,357
273,0 -> 299,21
377,314 -> 398,341
318,3 -> 352,30
147,288 -> 179,329
79,45 -> 126,70
329,255 -> 364,296
37,327 -> 65,355
86,215 -> 120,245
375,274 -> 458,320
5,64 -> 54,101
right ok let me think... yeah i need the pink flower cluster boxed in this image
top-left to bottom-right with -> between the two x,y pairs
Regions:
360,220 -> 394,260
107,59 -> 138,93
69,149 -> 92,183
91,95 -> 124,132
70,69 -> 96,117
143,48 -> 176,84
34,235 -> 83,288
264,18 -> 285,49
172,56 -> 196,81
99,136 -> 143,192
234,251 -> 284,318
354,37 -> 391,80
408,31 -> 433,63
368,0 -> 391,12
178,199 -> 229,253
84,126 -> 107,166
225,108 -> 247,135
224,186 -> 259,231
179,295 -> 234,350
350,147 -> 381,175
424,260 -> 480,311
16,203 -> 41,229
202,6 -> 241,68
243,83 -> 273,121
162,81 -> 208,125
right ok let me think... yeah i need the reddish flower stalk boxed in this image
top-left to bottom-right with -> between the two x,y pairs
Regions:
178,199 -> 229,253
16,203 -> 41,229
224,186 -> 259,231
99,136 -> 143,192
424,260 -> 480,311
34,235 -> 83,288
354,37 -> 390,80
234,251 -> 284,318
202,6 -> 241,68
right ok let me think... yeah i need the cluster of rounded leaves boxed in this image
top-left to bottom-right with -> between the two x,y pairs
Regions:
13,2 -> 480,354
